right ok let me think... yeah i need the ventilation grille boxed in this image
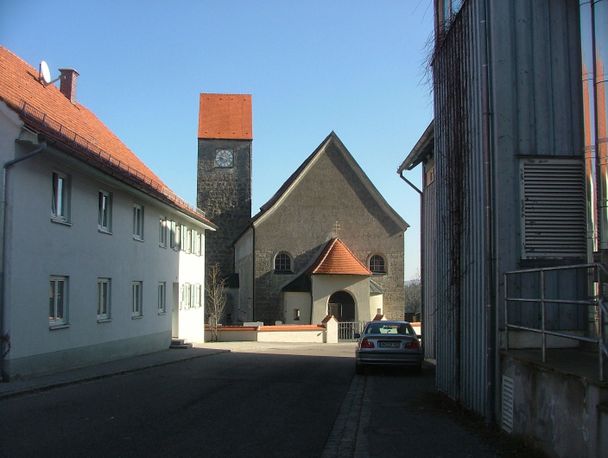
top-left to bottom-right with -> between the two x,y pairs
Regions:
521,159 -> 586,259
501,375 -> 514,433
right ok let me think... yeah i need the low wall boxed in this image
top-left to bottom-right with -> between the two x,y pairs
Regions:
501,353 -> 608,457
258,325 -> 325,343
205,326 -> 258,342
205,324 -> 331,343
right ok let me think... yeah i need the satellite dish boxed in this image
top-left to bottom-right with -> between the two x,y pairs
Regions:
39,60 -> 52,85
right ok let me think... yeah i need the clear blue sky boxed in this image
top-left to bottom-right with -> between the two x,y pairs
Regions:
1,0 -> 434,280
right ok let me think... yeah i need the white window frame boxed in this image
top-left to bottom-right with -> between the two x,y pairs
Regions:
132,281 -> 143,318
159,218 -> 167,248
174,223 -> 181,251
51,172 -> 71,224
185,228 -> 192,253
181,283 -> 192,309
193,230 -> 201,256
169,220 -> 176,249
97,277 -> 111,321
158,282 -> 167,314
49,276 -> 68,327
98,190 -> 112,233
133,204 -> 144,241
180,225 -> 188,252
195,284 -> 202,308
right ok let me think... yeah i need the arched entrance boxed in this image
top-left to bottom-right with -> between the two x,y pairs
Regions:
327,291 -> 355,322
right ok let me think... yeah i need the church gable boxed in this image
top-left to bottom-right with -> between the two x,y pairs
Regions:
249,132 -> 407,322
253,132 -> 407,235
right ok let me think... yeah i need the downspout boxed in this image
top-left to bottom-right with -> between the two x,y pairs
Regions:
580,0 -> 598,260
480,0 -> 497,424
399,171 -> 424,354
252,225 -> 256,322
1,141 -> 47,382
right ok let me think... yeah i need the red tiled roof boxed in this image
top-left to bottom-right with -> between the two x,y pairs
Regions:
0,46 -> 215,228
198,93 -> 252,140
310,238 -> 372,276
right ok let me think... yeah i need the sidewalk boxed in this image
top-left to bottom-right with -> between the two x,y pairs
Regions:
0,345 -> 228,400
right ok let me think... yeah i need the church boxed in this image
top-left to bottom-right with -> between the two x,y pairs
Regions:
197,94 -> 408,325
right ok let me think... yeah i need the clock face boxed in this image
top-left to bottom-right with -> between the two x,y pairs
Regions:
214,149 -> 234,168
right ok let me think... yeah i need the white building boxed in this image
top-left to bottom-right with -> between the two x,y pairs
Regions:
0,47 -> 216,380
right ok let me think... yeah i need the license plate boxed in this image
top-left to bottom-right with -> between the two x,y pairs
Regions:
379,341 -> 400,348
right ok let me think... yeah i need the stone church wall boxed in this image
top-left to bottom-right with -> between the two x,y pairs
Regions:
253,142 -> 405,323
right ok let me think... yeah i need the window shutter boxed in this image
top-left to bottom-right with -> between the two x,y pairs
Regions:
520,158 -> 586,259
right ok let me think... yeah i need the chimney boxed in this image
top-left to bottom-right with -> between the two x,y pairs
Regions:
58,68 -> 79,103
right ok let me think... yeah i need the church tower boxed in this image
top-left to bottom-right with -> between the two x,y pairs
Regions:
197,93 -> 252,278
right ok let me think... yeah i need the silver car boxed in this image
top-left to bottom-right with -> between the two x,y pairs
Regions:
355,320 -> 422,374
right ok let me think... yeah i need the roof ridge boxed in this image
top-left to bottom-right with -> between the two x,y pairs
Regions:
334,238 -> 371,273
253,131 -> 335,220
311,238 -> 339,274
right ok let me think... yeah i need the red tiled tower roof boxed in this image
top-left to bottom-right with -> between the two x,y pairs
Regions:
310,238 -> 372,276
0,46 -> 215,227
198,93 -> 252,140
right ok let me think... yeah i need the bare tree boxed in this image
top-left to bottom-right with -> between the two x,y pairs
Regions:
206,264 -> 227,342
404,272 -> 422,318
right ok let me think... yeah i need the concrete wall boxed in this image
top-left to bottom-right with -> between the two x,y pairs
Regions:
369,294 -> 383,319
2,110 -> 208,377
502,355 -> 608,458
257,329 -> 325,343
311,275 -> 370,324
253,139 -> 405,323
283,291 -> 312,324
205,325 -> 330,343
205,327 -> 258,342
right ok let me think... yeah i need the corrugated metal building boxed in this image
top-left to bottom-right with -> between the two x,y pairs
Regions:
399,0 -> 588,422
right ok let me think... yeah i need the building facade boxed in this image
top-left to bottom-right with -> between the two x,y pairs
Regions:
0,47 -> 215,380
400,1 -> 608,456
236,132 -> 408,324
196,96 -> 408,325
411,0 -> 585,416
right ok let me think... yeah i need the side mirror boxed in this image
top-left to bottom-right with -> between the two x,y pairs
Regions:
354,333 -> 361,339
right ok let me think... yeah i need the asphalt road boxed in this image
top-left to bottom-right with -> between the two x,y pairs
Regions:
0,343 -> 543,457
0,345 -> 354,458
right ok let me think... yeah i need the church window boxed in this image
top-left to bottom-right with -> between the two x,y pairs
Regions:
369,255 -> 386,274
293,308 -> 301,321
274,252 -> 292,273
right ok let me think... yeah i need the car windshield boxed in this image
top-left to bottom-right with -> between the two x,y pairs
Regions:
365,323 -> 415,336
